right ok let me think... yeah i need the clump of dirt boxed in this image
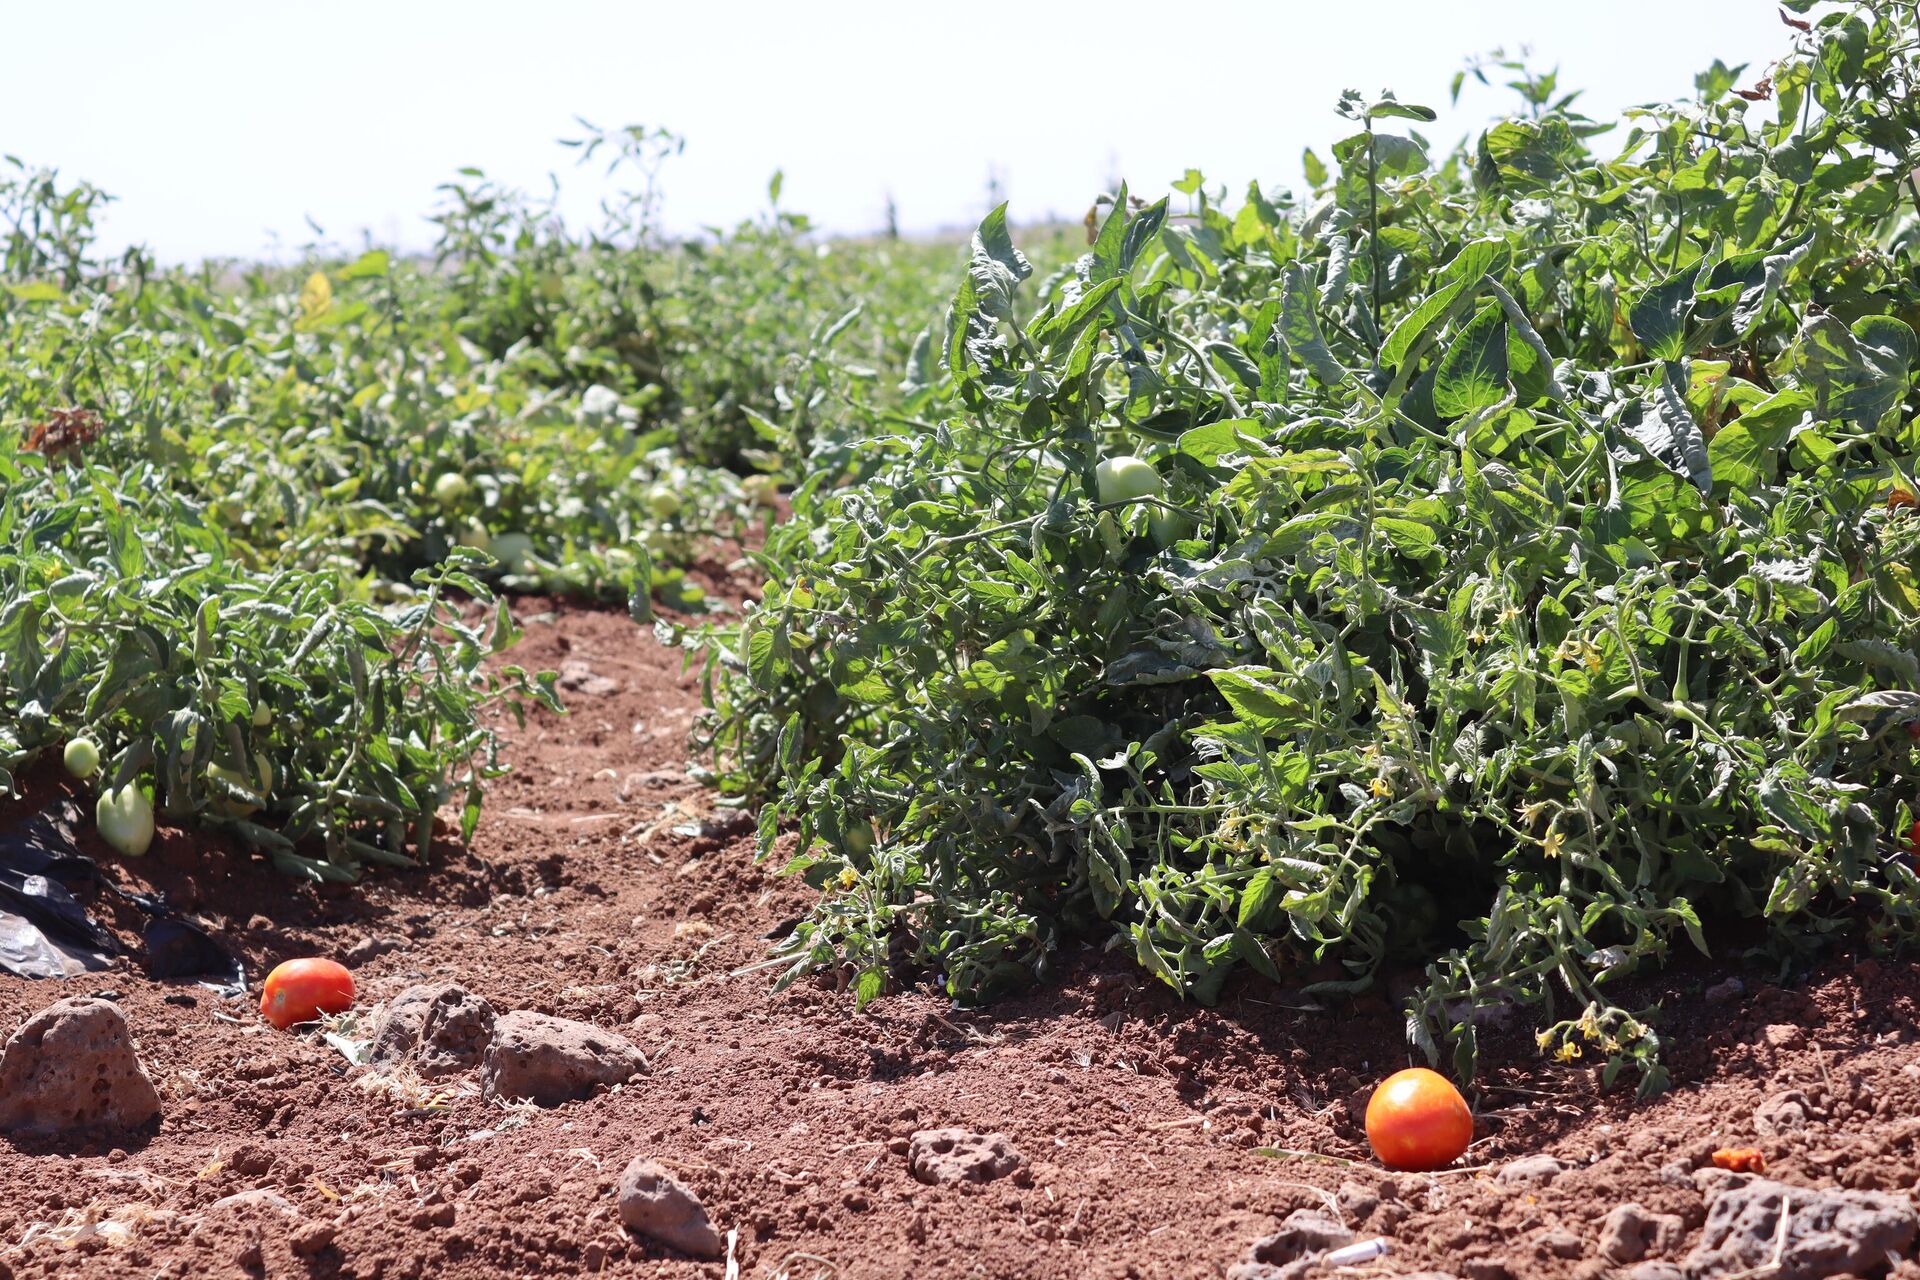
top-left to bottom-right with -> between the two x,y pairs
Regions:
3,591 -> 1919,1279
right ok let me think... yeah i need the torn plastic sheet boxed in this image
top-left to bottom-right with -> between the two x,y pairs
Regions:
0,798 -> 246,995
0,805 -> 115,978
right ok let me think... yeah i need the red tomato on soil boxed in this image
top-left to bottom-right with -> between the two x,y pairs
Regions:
1712,1147 -> 1766,1174
259,958 -> 355,1029
1364,1067 -> 1474,1171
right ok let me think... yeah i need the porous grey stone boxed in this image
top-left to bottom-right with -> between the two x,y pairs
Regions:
1227,1209 -> 1356,1280
1536,1229 -> 1584,1259
369,982 -> 497,1078
906,1128 -> 1024,1184
1628,1264 -> 1685,1280
479,1010 -> 645,1106
616,1157 -> 721,1259
0,998 -> 161,1135
1753,1089 -> 1818,1136
1497,1153 -> 1569,1187
1683,1175 -> 1916,1280
1599,1203 -> 1686,1264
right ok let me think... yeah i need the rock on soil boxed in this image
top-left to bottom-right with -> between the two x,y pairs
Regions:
1227,1209 -> 1355,1280
478,1009 -> 646,1106
344,934 -> 408,965
1496,1153 -> 1568,1186
906,1128 -> 1024,1184
1599,1202 -> 1686,1264
615,1156 -> 722,1259
369,982 -> 497,1078
557,660 -> 620,697
1752,1088 -> 1818,1135
0,997 -> 161,1135
1683,1173 -> 1917,1280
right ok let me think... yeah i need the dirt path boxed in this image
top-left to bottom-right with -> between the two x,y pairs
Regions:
3,598 -> 1919,1279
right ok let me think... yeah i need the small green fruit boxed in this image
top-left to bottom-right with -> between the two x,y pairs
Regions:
1148,509 -> 1196,549
97,783 -> 155,857
1094,455 -> 1171,555
206,752 -> 273,818
490,532 -> 536,574
1094,455 -> 1164,507
63,737 -> 101,780
646,484 -> 682,519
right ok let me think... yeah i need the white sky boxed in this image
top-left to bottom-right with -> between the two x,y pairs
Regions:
4,1 -> 1789,263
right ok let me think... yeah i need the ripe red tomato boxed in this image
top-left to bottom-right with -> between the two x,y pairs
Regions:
1909,819 -> 1920,855
259,958 -> 355,1030
1889,487 -> 1918,513
1712,1147 -> 1766,1174
1364,1067 -> 1474,1171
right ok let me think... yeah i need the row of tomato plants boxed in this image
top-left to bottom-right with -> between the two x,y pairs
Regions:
686,1 -> 1920,1090
0,138 -> 973,877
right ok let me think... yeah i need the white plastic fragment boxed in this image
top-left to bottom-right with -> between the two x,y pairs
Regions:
1322,1237 -> 1390,1267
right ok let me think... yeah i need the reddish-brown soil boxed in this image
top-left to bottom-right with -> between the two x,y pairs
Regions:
4,592 -> 1920,1279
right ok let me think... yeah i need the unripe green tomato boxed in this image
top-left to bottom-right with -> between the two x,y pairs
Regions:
1094,455 -> 1164,506
646,484 -> 682,519
432,473 -> 471,508
490,532 -> 535,574
207,752 -> 274,818
252,700 -> 273,729
456,520 -> 492,552
97,783 -> 155,857
64,737 -> 101,779
1148,509 -> 1196,550
844,820 -> 875,858
1094,455 -> 1166,556
742,474 -> 781,507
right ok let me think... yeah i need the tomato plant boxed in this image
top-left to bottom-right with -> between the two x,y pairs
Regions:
1364,1068 -> 1473,1171
685,0 -> 1920,1092
0,456 -> 561,880
259,958 -> 356,1030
